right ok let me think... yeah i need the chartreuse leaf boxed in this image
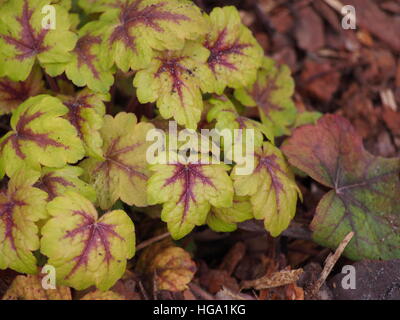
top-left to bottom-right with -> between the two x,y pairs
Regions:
77,0 -> 112,13
200,6 -> 263,95
80,112 -> 155,210
0,169 -> 47,274
34,166 -> 96,201
0,65 -> 44,115
41,192 -> 135,291
98,0 -> 208,72
207,95 -> 274,147
2,274 -> 72,300
207,196 -> 253,232
58,88 -> 107,157
134,41 -> 210,129
147,151 -> 234,239
235,57 -> 297,137
0,95 -> 85,177
0,0 -> 77,81
63,21 -> 115,93
282,115 -> 400,260
232,142 -> 301,237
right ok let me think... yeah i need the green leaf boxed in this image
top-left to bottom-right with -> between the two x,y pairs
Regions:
0,95 -> 85,177
292,111 -> 322,129
80,112 -> 155,210
98,0 -> 208,72
0,0 -> 77,81
200,6 -> 263,95
207,196 -> 253,232
232,142 -> 300,237
147,151 -> 234,239
34,166 -> 96,202
282,114 -> 400,260
207,94 -> 274,147
0,169 -> 48,274
58,88 -> 107,157
134,41 -> 210,129
0,65 -> 44,115
41,191 -> 135,291
63,21 -> 115,93
235,57 -> 297,137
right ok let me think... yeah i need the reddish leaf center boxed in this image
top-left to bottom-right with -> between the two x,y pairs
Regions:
204,28 -> 250,73
1,0 -> 50,61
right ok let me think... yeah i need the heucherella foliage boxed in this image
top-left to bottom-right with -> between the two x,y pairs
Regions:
62,21 -> 115,93
283,115 -> 400,260
41,192 -> 135,291
200,6 -> 263,95
0,0 -> 77,81
147,151 -> 234,239
207,95 -> 274,147
81,112 -> 155,210
0,95 -> 85,177
97,0 -> 208,72
207,196 -> 253,232
34,166 -> 96,201
0,66 -> 44,115
232,142 -> 301,237
58,88 -> 107,158
235,57 -> 297,137
0,169 -> 48,274
134,41 -> 210,129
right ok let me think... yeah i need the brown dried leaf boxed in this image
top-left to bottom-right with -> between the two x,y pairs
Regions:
2,274 -> 71,300
241,269 -> 303,290
149,247 -> 197,292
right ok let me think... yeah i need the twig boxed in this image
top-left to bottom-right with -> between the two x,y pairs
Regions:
136,232 -> 170,251
308,231 -> 354,298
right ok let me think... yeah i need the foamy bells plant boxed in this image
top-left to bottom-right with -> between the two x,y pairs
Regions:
1,0 -> 397,294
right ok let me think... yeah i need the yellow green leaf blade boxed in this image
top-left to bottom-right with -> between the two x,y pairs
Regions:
232,142 -> 300,237
147,152 -> 234,239
235,57 -> 297,137
80,112 -> 155,210
0,169 -> 48,274
0,94 -> 85,177
0,0 -> 77,81
40,192 -> 135,291
200,6 -> 263,94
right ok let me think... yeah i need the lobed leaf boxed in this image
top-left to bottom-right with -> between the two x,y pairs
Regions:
0,95 -> 85,177
34,166 -> 96,202
58,88 -> 107,157
207,196 -> 253,232
232,142 -> 301,237
200,6 -> 263,95
134,41 -> 210,129
0,0 -> 77,81
63,21 -> 115,93
235,57 -> 297,137
0,65 -> 44,115
41,192 -> 135,291
0,169 -> 48,274
282,114 -> 400,260
80,112 -> 154,210
147,151 -> 234,239
98,0 -> 208,72
80,290 -> 124,300
207,94 -> 274,147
